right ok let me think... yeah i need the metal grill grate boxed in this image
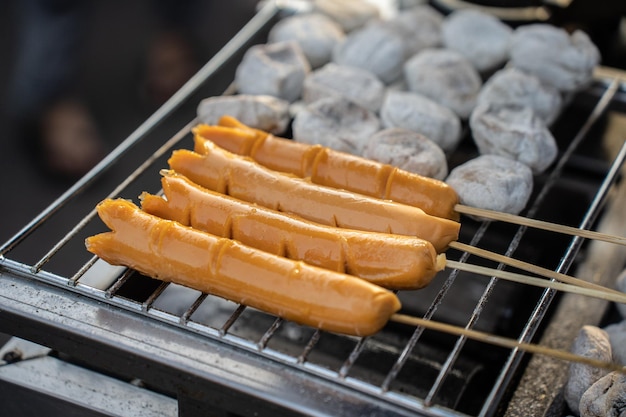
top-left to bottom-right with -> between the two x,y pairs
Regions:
1,3 -> 626,416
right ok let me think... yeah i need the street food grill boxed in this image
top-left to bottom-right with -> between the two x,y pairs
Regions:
1,1 -> 626,416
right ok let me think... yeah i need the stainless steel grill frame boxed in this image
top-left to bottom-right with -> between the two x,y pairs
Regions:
1,2 -> 626,416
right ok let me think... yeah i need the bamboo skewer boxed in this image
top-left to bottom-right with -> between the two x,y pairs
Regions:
449,241 -> 625,297
390,313 -> 626,374
445,260 -> 626,304
454,204 -> 626,247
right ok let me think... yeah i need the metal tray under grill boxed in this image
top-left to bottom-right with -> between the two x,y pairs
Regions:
1,2 -> 626,416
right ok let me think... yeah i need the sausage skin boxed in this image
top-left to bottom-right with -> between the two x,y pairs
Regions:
167,140 -> 460,253
193,116 -> 460,221
86,199 -> 402,336
141,172 -> 445,290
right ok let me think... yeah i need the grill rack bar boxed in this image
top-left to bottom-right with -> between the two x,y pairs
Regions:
381,222 -> 490,393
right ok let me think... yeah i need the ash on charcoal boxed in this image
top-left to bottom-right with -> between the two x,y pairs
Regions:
579,371 -> 626,417
564,325 -> 612,416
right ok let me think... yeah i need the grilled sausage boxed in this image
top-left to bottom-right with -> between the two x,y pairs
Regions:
141,172 -> 445,290
167,140 -> 460,253
86,199 -> 401,336
193,116 -> 460,221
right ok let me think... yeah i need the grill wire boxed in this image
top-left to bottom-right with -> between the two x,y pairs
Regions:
1,3 -> 626,417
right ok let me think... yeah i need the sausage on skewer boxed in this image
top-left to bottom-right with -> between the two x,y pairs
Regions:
141,171 -> 446,290
168,139 -> 460,253
86,199 -> 402,337
193,116 -> 460,221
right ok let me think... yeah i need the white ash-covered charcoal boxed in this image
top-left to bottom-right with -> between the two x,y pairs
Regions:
292,96 -> 380,154
312,0 -> 380,33
268,13 -> 345,69
386,77 -> 408,93
469,102 -> 558,174
302,63 -> 385,112
579,372 -> 626,417
385,5 -> 444,57
332,22 -> 406,84
235,41 -> 311,102
196,95 -> 290,135
445,154 -> 533,216
477,67 -> 563,126
604,320 -> 626,365
509,24 -> 601,93
564,325 -> 612,416
616,269 -> 626,318
397,0 -> 429,9
441,9 -> 512,74
404,48 -> 482,118
363,128 -> 448,180
288,100 -> 308,120
380,90 -> 462,153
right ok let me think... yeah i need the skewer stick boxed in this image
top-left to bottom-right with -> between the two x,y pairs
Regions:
449,241 -> 625,297
454,204 -> 626,247
445,260 -> 626,304
390,313 -> 626,374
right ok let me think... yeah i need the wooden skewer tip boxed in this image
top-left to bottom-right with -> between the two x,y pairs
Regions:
443,259 -> 626,305
454,204 -> 626,247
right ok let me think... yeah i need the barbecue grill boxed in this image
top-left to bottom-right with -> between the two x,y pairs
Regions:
1,1 -> 626,416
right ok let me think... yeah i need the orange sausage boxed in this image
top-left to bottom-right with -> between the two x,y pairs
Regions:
193,116 -> 460,221
167,140 -> 460,252
86,199 -> 401,336
141,171 -> 445,290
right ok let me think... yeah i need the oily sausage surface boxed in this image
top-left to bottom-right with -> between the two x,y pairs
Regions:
86,199 -> 402,336
141,172 -> 445,289
168,139 -> 460,252
193,116 -> 460,220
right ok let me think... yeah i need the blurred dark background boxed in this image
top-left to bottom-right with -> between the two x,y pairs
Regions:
0,0 -> 258,246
